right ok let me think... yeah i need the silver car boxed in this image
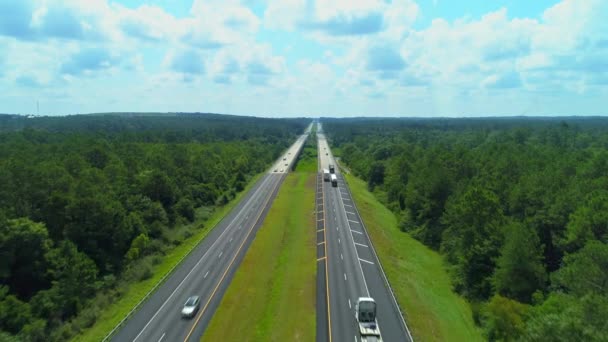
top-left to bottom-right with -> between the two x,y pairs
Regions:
181,296 -> 200,318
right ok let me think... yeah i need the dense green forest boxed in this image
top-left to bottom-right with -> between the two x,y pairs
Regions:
0,113 -> 308,341
323,117 -> 608,341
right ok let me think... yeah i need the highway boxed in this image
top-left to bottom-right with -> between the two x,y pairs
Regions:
110,125 -> 311,342
317,124 -> 413,342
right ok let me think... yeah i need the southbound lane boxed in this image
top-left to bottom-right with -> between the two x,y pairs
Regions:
111,129 -> 310,342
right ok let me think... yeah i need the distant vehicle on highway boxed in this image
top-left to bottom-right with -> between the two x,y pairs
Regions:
285,163 -> 288,166
283,157 -> 286,160
274,168 -> 278,172
329,164 -> 335,173
181,296 -> 200,318
331,174 -> 338,187
326,152 -> 328,155
280,169 -> 284,172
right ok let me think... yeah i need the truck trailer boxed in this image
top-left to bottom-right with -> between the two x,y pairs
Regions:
323,169 -> 330,182
330,174 -> 338,187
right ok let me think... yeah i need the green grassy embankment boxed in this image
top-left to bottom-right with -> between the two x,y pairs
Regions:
344,174 -> 483,342
74,173 -> 265,341
202,171 -> 316,342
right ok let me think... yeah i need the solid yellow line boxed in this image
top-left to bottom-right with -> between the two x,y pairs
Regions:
322,151 -> 333,342
183,174 -> 283,341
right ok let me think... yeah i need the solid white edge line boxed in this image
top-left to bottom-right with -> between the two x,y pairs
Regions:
341,174 -> 414,342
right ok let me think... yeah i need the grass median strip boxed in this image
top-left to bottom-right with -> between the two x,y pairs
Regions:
73,173 -> 264,342
294,146 -> 318,172
344,174 -> 483,342
202,172 -> 316,342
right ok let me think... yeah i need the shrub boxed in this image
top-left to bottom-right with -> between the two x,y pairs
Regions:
482,295 -> 529,341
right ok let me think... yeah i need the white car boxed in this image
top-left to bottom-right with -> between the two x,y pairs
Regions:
280,169 -> 284,172
181,296 -> 200,318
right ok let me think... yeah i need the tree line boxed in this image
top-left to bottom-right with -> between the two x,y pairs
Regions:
323,117 -> 608,341
0,113 -> 308,341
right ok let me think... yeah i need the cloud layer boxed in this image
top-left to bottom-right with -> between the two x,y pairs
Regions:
0,0 -> 607,116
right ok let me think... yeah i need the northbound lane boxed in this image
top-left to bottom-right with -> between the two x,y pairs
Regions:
318,126 -> 413,342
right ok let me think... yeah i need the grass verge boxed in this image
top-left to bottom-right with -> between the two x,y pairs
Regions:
73,173 -> 265,342
201,172 -> 316,342
344,174 -> 483,342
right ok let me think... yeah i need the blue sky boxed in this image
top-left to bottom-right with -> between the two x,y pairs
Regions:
1,0 -> 607,117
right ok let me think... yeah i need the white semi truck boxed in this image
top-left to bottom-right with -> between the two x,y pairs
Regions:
330,174 -> 338,187
323,169 -> 330,182
355,297 -> 382,342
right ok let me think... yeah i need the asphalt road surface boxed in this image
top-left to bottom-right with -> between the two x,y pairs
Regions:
111,128 -> 310,342
317,129 -> 413,342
